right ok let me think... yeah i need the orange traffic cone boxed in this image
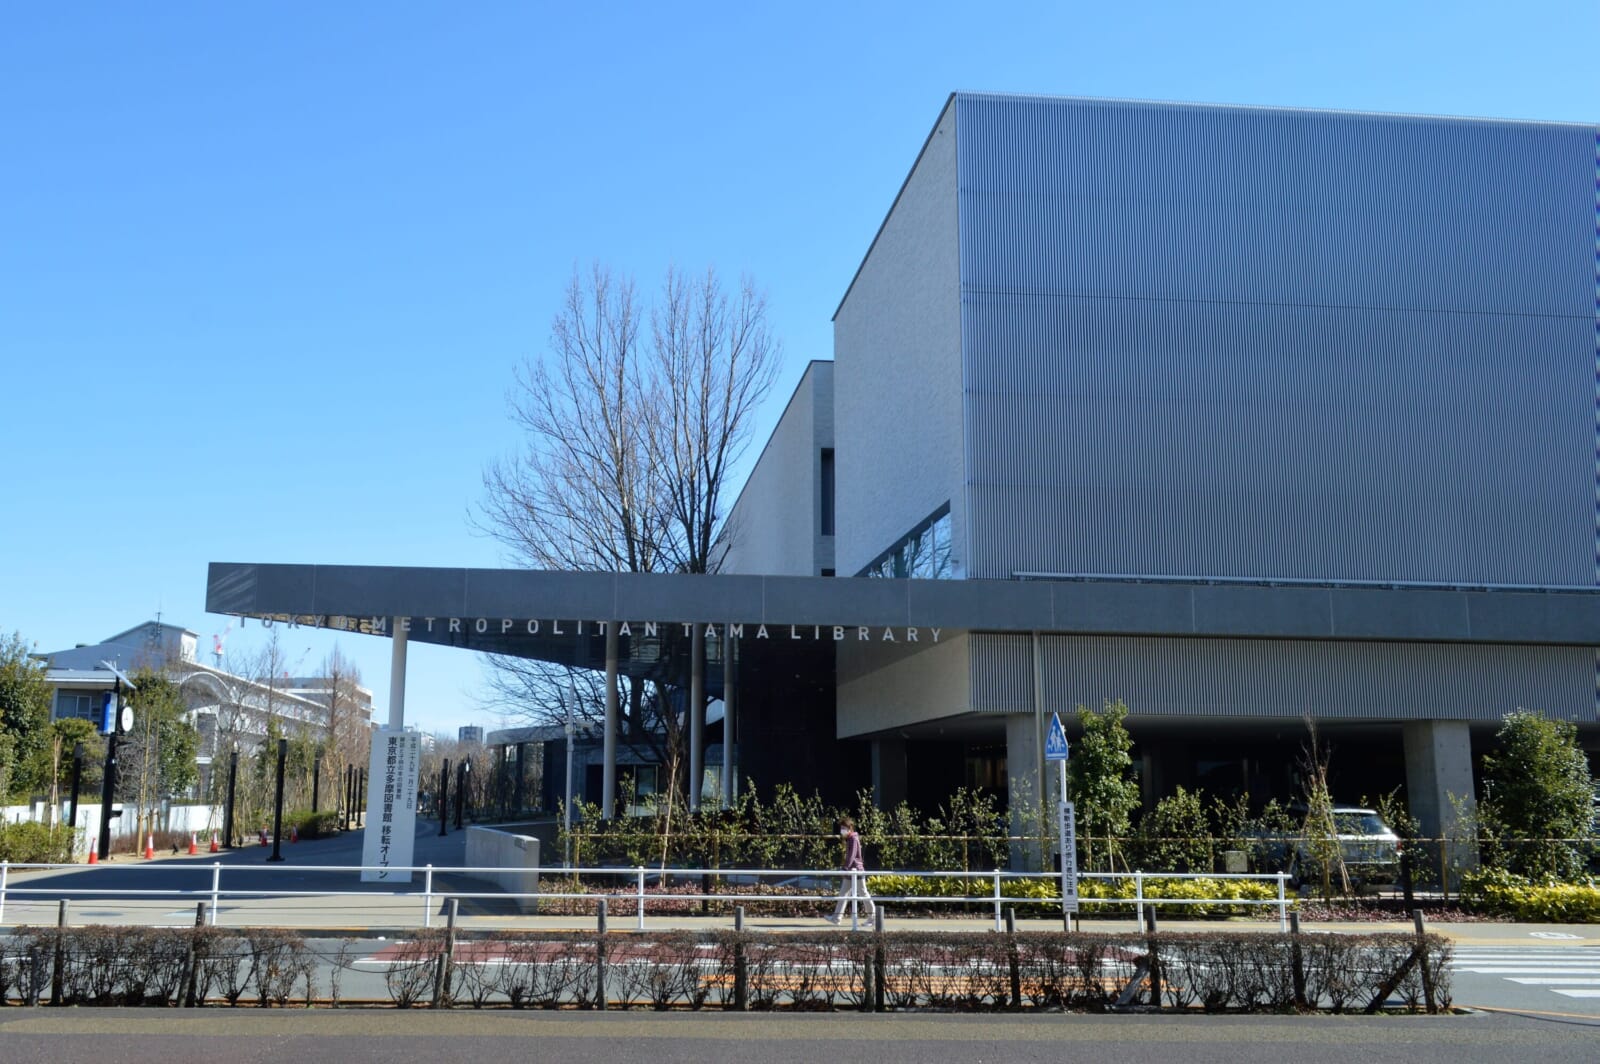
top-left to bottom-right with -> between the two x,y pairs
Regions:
209,832 -> 219,853
289,825 -> 299,844
144,833 -> 156,860
188,833 -> 198,856
87,848 -> 98,865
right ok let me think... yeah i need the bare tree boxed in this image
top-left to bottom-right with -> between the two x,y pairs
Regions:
477,263 -> 780,799
317,646 -> 371,820
650,266 -> 781,573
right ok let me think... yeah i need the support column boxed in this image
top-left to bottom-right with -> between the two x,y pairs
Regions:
870,738 -> 907,809
1403,720 -> 1478,871
1006,713 -> 1043,872
603,623 -> 619,821
388,619 -> 408,729
721,634 -> 736,808
513,742 -> 527,814
689,625 -> 705,812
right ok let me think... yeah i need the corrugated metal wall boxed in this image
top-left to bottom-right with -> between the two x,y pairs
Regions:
954,94 -> 1599,586
967,632 -> 1593,723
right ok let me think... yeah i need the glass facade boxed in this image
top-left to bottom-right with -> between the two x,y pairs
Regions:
862,507 -> 955,579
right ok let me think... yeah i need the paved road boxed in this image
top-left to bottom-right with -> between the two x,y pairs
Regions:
7,823 -> 1600,1018
1,1009 -> 1597,1064
1448,941 -> 1600,1017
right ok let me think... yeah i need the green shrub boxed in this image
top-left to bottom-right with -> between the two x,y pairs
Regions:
284,810 -> 342,839
864,873 -> 1284,918
1460,867 -> 1600,922
0,820 -> 79,863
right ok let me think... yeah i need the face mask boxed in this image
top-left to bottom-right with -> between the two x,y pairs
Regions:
840,828 -> 848,836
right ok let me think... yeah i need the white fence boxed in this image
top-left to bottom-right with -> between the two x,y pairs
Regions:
2,803 -> 224,847
0,861 -> 1289,932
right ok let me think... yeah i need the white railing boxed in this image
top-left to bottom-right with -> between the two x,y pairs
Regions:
0,861 -> 1290,932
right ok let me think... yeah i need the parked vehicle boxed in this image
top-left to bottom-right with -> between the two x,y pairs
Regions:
1253,806 -> 1401,887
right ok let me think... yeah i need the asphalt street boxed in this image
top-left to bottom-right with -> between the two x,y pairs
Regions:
1,1009 -> 1597,1064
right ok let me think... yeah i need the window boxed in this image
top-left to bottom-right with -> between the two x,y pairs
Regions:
55,690 -> 100,722
861,507 -> 956,579
819,449 -> 835,536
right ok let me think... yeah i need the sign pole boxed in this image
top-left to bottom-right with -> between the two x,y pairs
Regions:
1044,712 -> 1078,923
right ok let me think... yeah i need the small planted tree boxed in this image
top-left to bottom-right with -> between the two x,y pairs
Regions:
1479,711 -> 1595,881
1132,786 -> 1212,873
1066,699 -> 1141,872
1297,721 -> 1349,899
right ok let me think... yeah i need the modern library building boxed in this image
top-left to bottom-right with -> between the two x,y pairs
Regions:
208,93 -> 1600,840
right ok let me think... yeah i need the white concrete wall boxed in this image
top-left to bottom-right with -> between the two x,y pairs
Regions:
834,98 -> 966,577
464,825 -> 542,913
719,361 -> 834,577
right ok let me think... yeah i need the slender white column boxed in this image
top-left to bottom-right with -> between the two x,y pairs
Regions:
721,634 -> 736,808
689,624 -> 705,813
602,623 -> 619,820
388,619 -> 408,729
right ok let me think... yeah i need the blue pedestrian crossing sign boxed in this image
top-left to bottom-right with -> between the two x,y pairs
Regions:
1044,712 -> 1070,761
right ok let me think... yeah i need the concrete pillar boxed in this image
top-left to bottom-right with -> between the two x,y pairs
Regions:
870,738 -> 908,809
513,742 -> 526,814
721,635 -> 736,808
689,625 -> 705,812
1006,713 -> 1043,871
1403,720 -> 1478,873
602,624 -> 619,821
387,619 -> 408,729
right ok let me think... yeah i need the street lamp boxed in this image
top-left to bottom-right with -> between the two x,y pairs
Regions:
96,662 -> 136,861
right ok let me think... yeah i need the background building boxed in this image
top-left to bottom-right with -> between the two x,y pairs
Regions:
206,94 -> 1600,847
809,93 -> 1600,836
41,620 -> 364,797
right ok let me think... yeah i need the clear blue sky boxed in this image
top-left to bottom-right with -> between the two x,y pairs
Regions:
3,2 -> 1594,735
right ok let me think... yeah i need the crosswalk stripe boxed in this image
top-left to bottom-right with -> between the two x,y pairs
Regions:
1552,989 -> 1600,998
1507,978 -> 1600,985
1455,968 -> 1600,974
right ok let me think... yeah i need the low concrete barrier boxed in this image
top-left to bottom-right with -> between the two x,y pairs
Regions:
464,826 -> 541,912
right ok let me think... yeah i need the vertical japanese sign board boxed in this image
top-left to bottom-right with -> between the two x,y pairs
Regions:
361,728 -> 421,883
1045,712 -> 1078,914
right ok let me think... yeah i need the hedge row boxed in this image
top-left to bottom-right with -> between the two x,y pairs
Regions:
864,874 -> 1283,918
1459,868 -> 1600,922
0,822 -> 76,864
0,926 -> 1451,1013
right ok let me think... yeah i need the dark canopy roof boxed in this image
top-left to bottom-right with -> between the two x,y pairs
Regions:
206,561 -> 1600,671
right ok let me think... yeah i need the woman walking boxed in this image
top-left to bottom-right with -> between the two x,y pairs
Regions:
826,816 -> 875,923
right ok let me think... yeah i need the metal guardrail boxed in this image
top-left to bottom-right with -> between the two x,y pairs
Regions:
0,860 -> 1290,933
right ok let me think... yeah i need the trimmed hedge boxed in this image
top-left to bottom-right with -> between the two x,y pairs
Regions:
1459,868 -> 1600,922
0,821 -> 78,863
865,874 -> 1284,918
284,810 -> 342,840
0,925 -> 1451,1013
